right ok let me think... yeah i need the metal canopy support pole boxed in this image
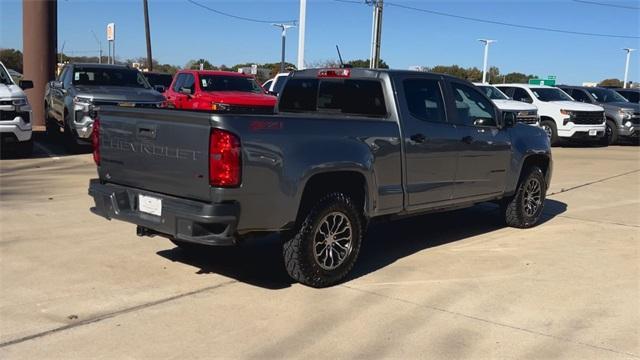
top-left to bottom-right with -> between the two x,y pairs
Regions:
23,0 -> 57,129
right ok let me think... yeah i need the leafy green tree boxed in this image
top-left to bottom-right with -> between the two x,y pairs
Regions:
347,58 -> 389,69
0,48 -> 23,72
598,78 -> 623,87
186,59 -> 216,70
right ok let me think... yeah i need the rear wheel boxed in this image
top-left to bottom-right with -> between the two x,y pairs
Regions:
501,166 -> 547,228
541,120 -> 559,146
282,192 -> 364,288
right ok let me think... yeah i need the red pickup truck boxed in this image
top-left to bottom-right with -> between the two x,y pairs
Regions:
164,70 -> 277,114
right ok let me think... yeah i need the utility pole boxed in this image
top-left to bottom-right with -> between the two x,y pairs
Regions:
91,30 -> 102,64
297,0 -> 307,70
368,0 -> 383,69
623,48 -> 636,89
143,0 -> 153,71
273,23 -> 295,73
478,39 -> 496,84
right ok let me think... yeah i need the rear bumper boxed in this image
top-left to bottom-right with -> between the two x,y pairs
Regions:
88,179 -> 239,246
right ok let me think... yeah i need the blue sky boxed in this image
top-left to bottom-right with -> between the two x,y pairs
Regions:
1,0 -> 638,84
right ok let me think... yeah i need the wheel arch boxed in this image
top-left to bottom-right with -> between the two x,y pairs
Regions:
296,170 -> 370,225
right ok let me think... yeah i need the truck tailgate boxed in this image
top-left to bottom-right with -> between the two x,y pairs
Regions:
98,107 -> 212,202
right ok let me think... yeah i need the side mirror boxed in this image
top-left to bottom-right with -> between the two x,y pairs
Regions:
154,85 -> 166,93
19,80 -> 33,90
521,97 -> 533,104
179,87 -> 192,95
502,111 -> 517,128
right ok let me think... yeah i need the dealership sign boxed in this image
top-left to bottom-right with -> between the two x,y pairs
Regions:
106,23 -> 115,41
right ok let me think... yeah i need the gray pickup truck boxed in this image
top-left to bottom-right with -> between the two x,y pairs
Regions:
89,68 -> 552,287
45,63 -> 165,151
557,85 -> 639,144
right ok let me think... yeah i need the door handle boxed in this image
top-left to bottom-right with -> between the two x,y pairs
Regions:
410,133 -> 426,143
462,135 -> 474,144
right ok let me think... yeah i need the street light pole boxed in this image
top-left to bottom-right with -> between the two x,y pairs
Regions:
478,39 -> 496,84
297,0 -> 307,70
273,23 -> 295,73
622,48 -> 636,89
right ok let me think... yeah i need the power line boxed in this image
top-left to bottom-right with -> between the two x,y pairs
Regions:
333,0 -> 640,39
186,0 -> 296,24
572,0 -> 640,10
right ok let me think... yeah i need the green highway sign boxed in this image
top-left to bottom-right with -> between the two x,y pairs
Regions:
529,78 -> 556,86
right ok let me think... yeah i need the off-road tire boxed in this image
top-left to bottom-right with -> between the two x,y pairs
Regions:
541,120 -> 559,147
283,192 -> 364,288
501,166 -> 547,228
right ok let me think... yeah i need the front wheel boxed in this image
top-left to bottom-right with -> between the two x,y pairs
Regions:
601,120 -> 618,146
501,166 -> 547,228
282,192 -> 364,288
540,120 -> 559,146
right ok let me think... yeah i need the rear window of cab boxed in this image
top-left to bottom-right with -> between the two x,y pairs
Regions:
279,78 -> 387,117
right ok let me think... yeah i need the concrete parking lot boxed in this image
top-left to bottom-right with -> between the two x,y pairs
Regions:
0,135 -> 638,359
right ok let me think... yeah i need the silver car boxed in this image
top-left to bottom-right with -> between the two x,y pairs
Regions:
45,63 -> 165,151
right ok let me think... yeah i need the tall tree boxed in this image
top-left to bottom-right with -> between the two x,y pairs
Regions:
0,49 -> 23,72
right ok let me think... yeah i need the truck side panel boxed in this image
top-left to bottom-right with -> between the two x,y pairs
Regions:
208,115 -> 404,233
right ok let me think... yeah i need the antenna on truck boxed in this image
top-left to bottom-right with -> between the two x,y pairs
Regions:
335,45 -> 352,68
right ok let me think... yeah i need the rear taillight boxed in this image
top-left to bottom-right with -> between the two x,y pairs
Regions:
92,117 -> 100,165
209,129 -> 241,187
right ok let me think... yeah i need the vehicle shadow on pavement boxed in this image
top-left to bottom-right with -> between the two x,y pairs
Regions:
156,199 -> 567,289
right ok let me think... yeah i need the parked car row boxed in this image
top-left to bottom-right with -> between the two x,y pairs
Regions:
472,82 -> 638,146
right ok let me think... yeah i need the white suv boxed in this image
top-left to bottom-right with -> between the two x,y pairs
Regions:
496,84 -> 605,145
474,83 -> 539,126
0,61 -> 33,156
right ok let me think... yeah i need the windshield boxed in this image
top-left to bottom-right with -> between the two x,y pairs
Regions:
531,88 -> 573,102
200,75 -> 264,93
144,73 -> 173,87
0,65 -> 13,85
588,88 -> 628,103
72,67 -> 150,88
477,85 -> 509,100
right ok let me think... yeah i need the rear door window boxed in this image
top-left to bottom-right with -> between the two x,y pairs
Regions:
279,78 -> 387,117
402,78 -> 447,123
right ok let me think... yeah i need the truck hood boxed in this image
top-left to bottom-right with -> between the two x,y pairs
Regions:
599,102 -> 640,111
492,99 -> 537,112
74,85 -> 164,103
0,83 -> 27,100
201,91 -> 277,107
547,101 -> 603,111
